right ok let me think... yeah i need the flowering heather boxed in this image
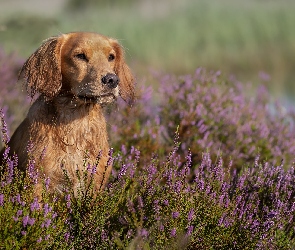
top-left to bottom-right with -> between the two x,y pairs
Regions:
0,47 -> 28,148
107,68 -> 295,169
1,50 -> 295,248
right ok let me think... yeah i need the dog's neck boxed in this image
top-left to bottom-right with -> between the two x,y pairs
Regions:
30,94 -> 105,125
28,94 -> 109,156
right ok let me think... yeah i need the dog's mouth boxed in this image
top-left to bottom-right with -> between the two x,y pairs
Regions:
77,93 -> 116,104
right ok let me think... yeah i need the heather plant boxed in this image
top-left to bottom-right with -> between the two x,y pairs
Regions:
0,47 -> 28,148
1,109 -> 295,248
158,68 -> 295,168
106,84 -> 165,159
107,68 -> 295,170
1,49 -> 295,248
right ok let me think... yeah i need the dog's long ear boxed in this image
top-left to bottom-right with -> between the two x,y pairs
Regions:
19,36 -> 62,99
111,40 -> 135,106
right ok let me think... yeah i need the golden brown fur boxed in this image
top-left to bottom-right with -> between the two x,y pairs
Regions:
0,32 -> 134,196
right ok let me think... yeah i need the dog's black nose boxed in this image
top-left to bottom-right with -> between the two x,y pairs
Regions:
101,73 -> 119,89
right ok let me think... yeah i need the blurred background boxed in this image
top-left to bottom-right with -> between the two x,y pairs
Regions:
0,0 -> 295,102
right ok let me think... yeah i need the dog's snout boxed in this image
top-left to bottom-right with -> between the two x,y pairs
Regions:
101,73 -> 119,89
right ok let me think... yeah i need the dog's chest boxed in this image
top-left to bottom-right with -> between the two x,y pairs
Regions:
30,107 -> 109,170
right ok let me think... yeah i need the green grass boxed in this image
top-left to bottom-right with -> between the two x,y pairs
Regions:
1,0 -> 295,98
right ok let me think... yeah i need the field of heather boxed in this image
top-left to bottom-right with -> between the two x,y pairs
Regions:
1,0 -> 295,249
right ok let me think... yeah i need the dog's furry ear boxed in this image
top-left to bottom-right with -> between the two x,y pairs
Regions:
19,36 -> 62,99
111,40 -> 135,106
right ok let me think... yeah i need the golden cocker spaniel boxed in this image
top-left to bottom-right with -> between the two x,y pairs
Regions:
0,32 -> 135,196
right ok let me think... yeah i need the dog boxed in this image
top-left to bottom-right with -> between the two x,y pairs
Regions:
0,32 -> 135,196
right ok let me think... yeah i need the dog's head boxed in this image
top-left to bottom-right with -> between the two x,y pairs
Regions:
20,32 -> 135,105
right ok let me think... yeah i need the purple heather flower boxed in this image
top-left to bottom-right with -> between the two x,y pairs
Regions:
137,196 -> 144,209
121,144 -> 127,155
140,228 -> 149,238
22,215 -> 29,227
0,193 -> 4,206
153,200 -> 160,214
172,211 -> 180,219
0,108 -> 10,144
15,194 -> 25,206
159,223 -> 164,231
101,229 -> 108,241
106,148 -> 114,167
21,231 -> 27,236
118,164 -> 127,179
6,158 -> 14,184
2,146 -> 10,160
28,217 -> 35,226
45,234 -> 50,240
188,209 -> 194,222
163,200 -> 169,206
44,177 -> 50,190
65,195 -> 71,209
27,158 -> 38,185
174,180 -> 182,194
37,237 -> 42,243
44,203 -> 52,216
17,209 -> 23,217
42,218 -> 51,228
126,229 -> 133,239
40,146 -> 47,160
170,228 -> 177,237
30,197 -> 40,212
64,232 -> 71,242
187,225 -> 194,236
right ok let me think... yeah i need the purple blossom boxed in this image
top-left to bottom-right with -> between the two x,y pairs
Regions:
28,217 -> 35,226
163,200 -> 169,206
15,194 -> 25,206
140,228 -> 149,238
64,232 -> 71,242
188,209 -> 194,222
43,203 -> 52,216
2,146 -> 10,161
65,195 -> 71,209
44,177 -> 50,190
153,200 -> 160,214
30,198 -> 40,212
137,196 -> 144,209
101,229 -> 108,241
0,108 -> 10,145
22,215 -> 29,227
172,211 -> 180,219
118,164 -> 127,179
17,209 -> 23,217
5,158 -> 14,184
0,193 -> 4,206
187,225 -> 194,236
27,157 -> 38,185
42,218 -> 51,228
170,228 -> 177,237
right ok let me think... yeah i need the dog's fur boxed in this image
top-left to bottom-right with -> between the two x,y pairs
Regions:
0,32 -> 134,195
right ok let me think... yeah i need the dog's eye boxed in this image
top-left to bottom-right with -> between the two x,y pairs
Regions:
108,54 -> 115,62
75,53 -> 88,61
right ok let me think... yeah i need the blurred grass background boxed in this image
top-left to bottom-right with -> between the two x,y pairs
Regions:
0,0 -> 295,100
